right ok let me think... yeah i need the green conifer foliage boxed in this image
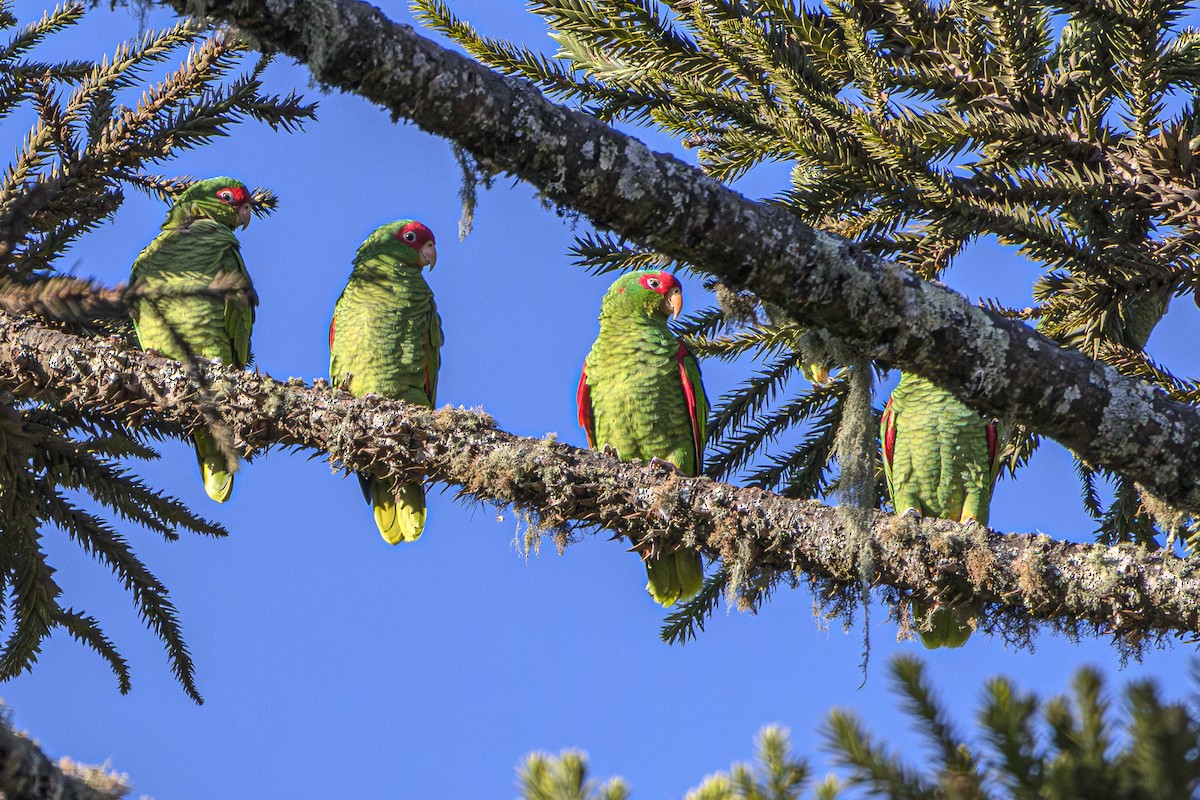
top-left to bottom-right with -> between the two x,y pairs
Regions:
518,750 -> 631,800
518,657 -> 1200,799
686,726 -> 817,800
0,2 -> 314,701
417,0 -> 1200,598
823,655 -> 1200,799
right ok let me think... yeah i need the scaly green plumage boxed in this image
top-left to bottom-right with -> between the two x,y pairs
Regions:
578,271 -> 708,606
128,177 -> 257,502
330,220 -> 441,544
881,373 -> 1000,648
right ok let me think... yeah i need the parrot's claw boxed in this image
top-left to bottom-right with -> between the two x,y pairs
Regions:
899,507 -> 922,520
647,457 -> 684,475
601,443 -> 618,458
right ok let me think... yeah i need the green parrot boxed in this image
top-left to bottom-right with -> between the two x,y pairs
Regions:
1033,268 -> 1170,358
1040,287 -> 1169,355
880,373 -> 1000,648
577,270 -> 709,607
329,219 -> 441,544
128,176 -> 257,503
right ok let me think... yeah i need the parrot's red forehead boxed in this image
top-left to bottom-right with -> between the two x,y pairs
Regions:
637,271 -> 679,294
215,185 -> 250,205
395,220 -> 435,249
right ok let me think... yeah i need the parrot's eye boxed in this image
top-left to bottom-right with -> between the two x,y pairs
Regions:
403,230 -> 418,243
216,189 -> 235,203
647,278 -> 660,289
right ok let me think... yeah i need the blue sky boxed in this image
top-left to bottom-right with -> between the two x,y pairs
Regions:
7,1 -> 1200,798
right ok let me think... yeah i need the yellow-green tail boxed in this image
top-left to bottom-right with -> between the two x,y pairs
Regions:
193,429 -> 234,503
644,548 -> 704,607
912,600 -> 972,649
370,476 -> 425,544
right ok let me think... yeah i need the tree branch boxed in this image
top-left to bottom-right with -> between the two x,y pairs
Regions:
146,0 -> 1200,514
0,701 -> 129,800
2,310 -> 1197,648
0,276 -> 127,323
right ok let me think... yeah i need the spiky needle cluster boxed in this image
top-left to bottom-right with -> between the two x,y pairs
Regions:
0,2 -> 313,700
518,657 -> 1200,799
417,0 -> 1200,619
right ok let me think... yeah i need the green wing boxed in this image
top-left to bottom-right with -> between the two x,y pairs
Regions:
424,299 -> 444,406
222,241 -> 256,369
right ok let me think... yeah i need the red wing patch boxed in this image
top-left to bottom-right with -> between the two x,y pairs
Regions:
881,399 -> 896,468
986,420 -> 998,465
328,316 -> 336,351
577,362 -> 595,449
677,343 -> 702,475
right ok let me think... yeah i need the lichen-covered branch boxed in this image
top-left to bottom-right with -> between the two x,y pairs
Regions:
2,310 -> 1197,647
0,701 -> 129,800
145,0 -> 1200,515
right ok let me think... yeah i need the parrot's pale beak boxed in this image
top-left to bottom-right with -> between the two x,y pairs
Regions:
664,287 -> 683,319
420,241 -> 438,269
236,203 -> 252,230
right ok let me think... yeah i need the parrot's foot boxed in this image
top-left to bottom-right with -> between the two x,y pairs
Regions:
601,443 -> 618,458
647,457 -> 684,475
899,507 -> 923,520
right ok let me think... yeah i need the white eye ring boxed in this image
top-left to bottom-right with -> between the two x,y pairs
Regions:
648,278 -> 660,288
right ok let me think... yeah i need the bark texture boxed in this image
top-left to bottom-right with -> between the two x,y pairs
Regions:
140,0 -> 1200,516
2,311 -> 1197,647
